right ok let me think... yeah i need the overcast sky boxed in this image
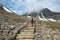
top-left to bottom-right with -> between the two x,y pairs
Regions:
0,0 -> 60,15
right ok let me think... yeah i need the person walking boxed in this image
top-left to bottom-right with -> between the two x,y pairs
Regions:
31,17 -> 34,26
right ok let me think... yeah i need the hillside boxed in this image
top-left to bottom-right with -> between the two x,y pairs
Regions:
0,3 -> 60,40
0,3 -> 27,23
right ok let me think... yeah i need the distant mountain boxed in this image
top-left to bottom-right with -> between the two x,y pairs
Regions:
23,12 -> 38,17
22,8 -> 52,17
40,8 -> 60,20
23,8 -> 60,22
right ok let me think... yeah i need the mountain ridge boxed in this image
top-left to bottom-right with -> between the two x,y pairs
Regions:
23,8 -> 60,22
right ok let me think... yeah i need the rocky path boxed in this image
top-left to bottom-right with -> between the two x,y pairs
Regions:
16,22 -> 35,40
0,21 -> 60,40
15,21 -> 60,40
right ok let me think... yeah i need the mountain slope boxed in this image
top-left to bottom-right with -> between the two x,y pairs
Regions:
40,8 -> 60,20
0,3 -> 27,23
23,8 -> 60,22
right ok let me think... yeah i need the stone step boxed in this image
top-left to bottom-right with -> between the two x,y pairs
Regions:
24,28 -> 34,30
20,32 -> 34,35
16,35 -> 34,39
16,25 -> 35,40
16,38 -> 34,40
20,28 -> 34,32
20,30 -> 34,32
21,29 -> 34,30
20,31 -> 34,33
17,35 -> 34,37
28,27 -> 35,28
20,28 -> 35,31
17,33 -> 34,36
21,29 -> 34,32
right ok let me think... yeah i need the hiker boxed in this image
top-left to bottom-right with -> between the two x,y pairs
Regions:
31,18 -> 34,26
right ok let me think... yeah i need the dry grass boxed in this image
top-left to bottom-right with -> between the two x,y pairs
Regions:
45,21 -> 60,30
0,10 -> 27,23
37,21 -> 60,30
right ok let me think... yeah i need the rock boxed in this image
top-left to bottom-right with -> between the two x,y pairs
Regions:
9,25 -> 15,30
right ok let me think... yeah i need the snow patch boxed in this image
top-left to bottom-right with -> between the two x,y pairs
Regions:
38,12 -> 57,22
3,6 -> 12,13
57,20 -> 60,22
27,16 -> 31,18
41,12 -> 48,21
47,18 -> 56,22
38,15 -> 44,21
